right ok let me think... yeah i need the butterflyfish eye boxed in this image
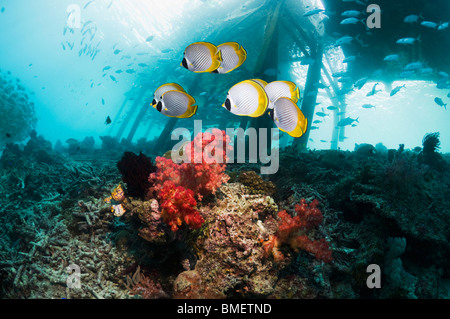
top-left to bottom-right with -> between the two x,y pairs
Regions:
151,99 -> 156,105
225,98 -> 231,111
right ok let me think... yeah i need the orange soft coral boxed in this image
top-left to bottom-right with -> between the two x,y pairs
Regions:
263,199 -> 332,263
158,180 -> 204,232
149,129 -> 232,201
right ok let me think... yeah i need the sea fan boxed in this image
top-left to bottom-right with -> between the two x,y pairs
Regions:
422,132 -> 440,155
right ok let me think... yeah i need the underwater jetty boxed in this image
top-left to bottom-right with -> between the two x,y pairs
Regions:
1,0 -> 450,300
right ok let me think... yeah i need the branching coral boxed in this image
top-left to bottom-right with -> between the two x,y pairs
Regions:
263,199 -> 332,263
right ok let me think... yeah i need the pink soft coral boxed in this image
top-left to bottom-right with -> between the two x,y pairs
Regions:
149,129 -> 232,201
263,199 -> 332,263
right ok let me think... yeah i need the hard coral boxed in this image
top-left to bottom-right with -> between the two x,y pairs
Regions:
173,183 -> 280,298
149,129 -> 232,201
263,199 -> 332,263
158,180 -> 204,232
238,171 -> 276,196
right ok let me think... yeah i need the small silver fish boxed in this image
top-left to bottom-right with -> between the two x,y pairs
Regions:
341,10 -> 361,17
403,14 -> 422,23
396,36 -> 421,45
335,35 -> 353,46
366,83 -> 380,96
434,97 -> 447,110
340,17 -> 361,25
421,21 -> 438,29
354,77 -> 368,90
404,62 -> 423,71
390,85 -> 406,96
338,117 -> 359,127
384,54 -> 399,61
304,8 -> 324,17
438,22 -> 449,31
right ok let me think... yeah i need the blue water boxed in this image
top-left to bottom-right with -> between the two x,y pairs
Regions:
1,0 -> 448,152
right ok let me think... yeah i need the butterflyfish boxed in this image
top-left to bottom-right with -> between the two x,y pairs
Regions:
212,42 -> 247,74
269,97 -> 307,138
181,42 -> 221,73
155,90 -> 197,118
250,79 -> 268,88
264,80 -> 300,109
152,83 -> 186,106
222,80 -> 268,117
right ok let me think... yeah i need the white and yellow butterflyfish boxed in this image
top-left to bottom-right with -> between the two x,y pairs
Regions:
181,42 -> 222,73
155,90 -> 197,118
269,97 -> 307,138
222,79 -> 269,118
152,83 -> 186,106
264,80 -> 300,109
212,42 -> 247,74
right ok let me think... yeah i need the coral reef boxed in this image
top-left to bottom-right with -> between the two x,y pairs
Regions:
172,183 -> 333,298
1,129 -> 449,300
275,144 -> 450,298
173,183 -> 281,298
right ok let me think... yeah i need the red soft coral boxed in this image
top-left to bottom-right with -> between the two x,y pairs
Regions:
263,199 -> 332,263
158,180 -> 204,232
149,129 -> 232,201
